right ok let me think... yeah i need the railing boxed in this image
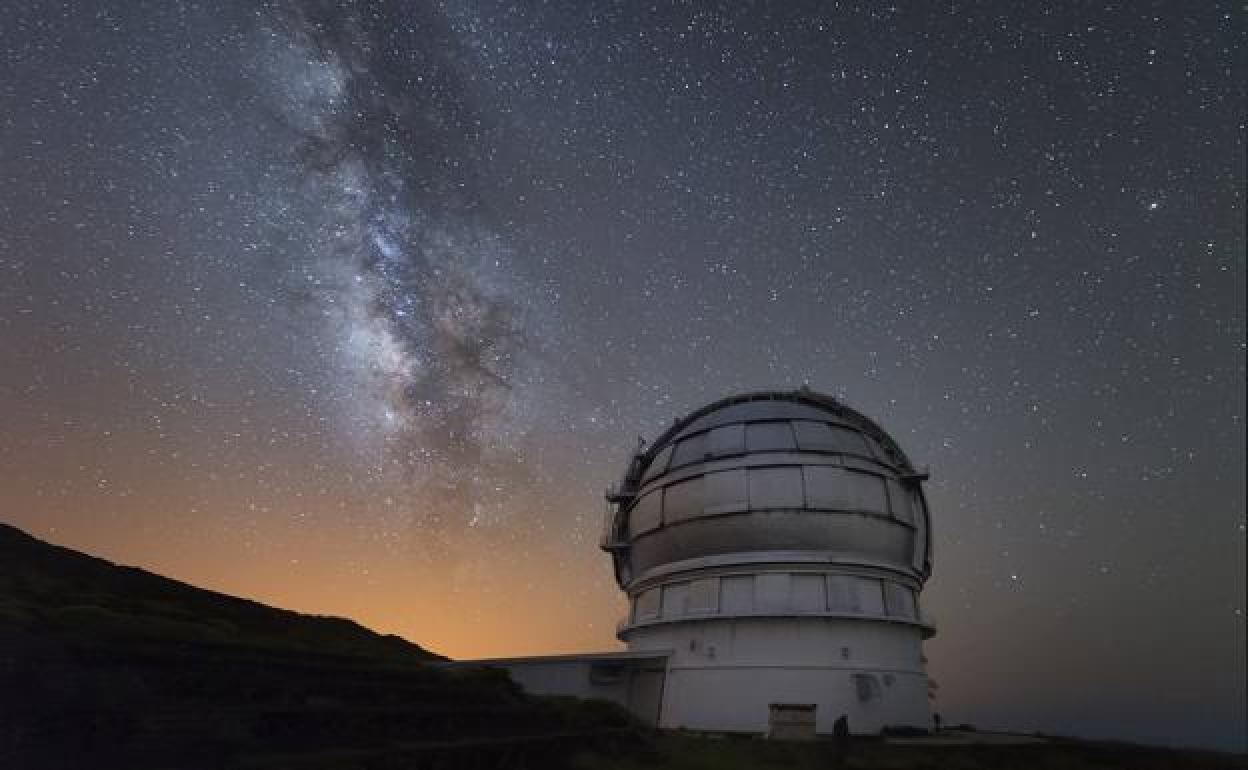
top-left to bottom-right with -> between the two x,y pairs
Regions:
598,505 -> 615,549
600,503 -> 632,550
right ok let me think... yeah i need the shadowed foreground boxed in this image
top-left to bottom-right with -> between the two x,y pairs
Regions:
573,731 -> 1248,770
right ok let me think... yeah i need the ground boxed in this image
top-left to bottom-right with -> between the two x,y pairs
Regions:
573,731 -> 1248,770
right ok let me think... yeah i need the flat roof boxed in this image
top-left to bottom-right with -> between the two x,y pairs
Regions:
439,649 -> 672,667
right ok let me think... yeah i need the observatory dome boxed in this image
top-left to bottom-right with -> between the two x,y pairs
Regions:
603,389 -> 932,593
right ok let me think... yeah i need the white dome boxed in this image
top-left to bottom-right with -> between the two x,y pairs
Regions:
603,389 -> 932,601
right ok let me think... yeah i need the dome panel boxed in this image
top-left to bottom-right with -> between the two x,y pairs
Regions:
745,422 -> 797,451
832,425 -> 875,455
886,478 -> 913,524
845,471 -> 889,513
606,390 -> 932,592
629,511 -> 915,577
707,423 -> 745,456
663,476 -> 705,524
704,469 -> 748,514
670,432 -> 708,469
803,466 -> 852,510
629,490 -> 662,536
791,421 -> 838,452
642,443 -> 674,484
677,401 -> 844,439
748,466 -> 804,509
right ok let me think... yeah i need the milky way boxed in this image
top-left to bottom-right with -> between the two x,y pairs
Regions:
257,1 -> 556,541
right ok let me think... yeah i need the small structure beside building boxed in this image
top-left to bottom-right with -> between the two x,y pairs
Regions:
452,389 -> 936,737
456,650 -> 669,726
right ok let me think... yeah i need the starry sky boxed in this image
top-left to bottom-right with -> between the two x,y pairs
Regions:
1,0 -> 1244,752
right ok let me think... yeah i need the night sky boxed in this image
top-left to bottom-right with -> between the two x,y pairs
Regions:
2,0 -> 1244,752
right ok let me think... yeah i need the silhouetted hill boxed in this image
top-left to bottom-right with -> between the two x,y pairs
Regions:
0,521 -> 439,661
0,522 -> 637,769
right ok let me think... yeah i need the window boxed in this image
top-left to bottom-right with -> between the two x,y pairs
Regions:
884,583 -> 916,619
791,574 -> 826,612
827,575 -> 862,613
857,578 -> 885,615
661,582 -> 689,618
720,575 -> 753,613
635,588 -> 660,621
755,573 -> 790,612
688,578 -> 719,614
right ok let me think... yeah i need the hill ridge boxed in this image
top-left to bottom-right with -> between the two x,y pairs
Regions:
0,519 -> 439,661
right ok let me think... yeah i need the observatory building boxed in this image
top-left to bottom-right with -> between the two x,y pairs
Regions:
456,389 -> 935,737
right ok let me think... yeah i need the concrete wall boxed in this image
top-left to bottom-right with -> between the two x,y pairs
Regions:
629,616 -> 929,734
660,667 -> 928,734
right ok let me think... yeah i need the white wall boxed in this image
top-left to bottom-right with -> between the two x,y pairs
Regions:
660,667 -> 928,733
630,616 -> 929,734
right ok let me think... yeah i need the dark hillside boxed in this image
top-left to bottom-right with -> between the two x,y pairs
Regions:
0,521 -> 438,661
0,522 -> 637,769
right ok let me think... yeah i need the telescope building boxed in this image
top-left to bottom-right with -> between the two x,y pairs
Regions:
457,389 -> 936,737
